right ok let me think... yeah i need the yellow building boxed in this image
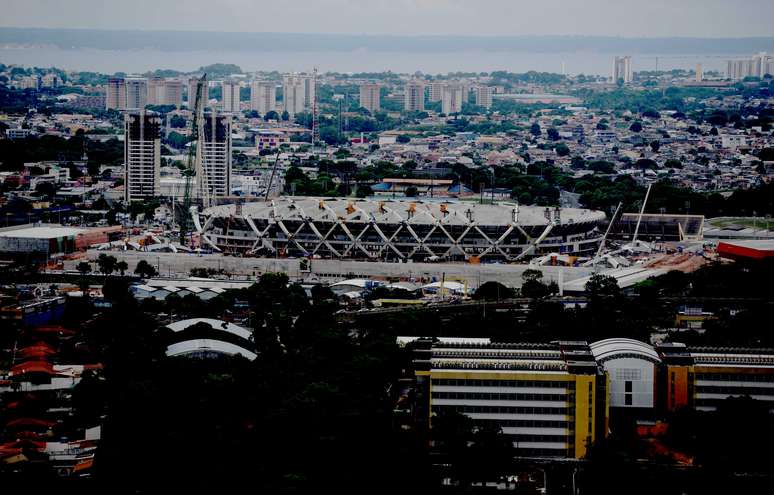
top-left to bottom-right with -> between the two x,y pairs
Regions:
409,338 -> 608,459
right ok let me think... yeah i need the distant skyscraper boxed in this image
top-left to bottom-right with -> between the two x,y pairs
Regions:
106,77 -> 126,110
404,81 -> 425,112
441,84 -> 464,115
188,78 -> 209,108
359,83 -> 381,113
124,111 -> 161,201
125,78 -> 148,110
612,56 -> 633,84
695,64 -> 704,82
474,85 -> 493,109
428,82 -> 444,102
201,111 -> 233,198
282,74 -> 307,117
221,80 -> 241,113
250,81 -> 277,114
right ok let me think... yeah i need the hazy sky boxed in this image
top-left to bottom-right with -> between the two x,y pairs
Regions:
1,0 -> 773,38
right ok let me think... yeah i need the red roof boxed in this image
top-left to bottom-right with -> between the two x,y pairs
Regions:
5,418 -> 56,429
717,240 -> 774,261
10,360 -> 56,376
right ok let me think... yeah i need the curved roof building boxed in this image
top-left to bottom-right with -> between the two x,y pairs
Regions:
195,197 -> 606,261
164,318 -> 256,361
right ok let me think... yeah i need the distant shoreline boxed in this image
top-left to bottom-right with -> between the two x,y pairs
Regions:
1,27 -> 773,54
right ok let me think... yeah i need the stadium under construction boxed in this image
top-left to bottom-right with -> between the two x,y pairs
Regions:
194,198 -> 607,261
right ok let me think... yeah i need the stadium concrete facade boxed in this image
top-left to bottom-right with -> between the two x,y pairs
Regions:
195,198 -> 607,261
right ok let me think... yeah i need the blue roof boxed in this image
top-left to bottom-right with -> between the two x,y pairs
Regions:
372,183 -> 392,191
447,184 -> 473,193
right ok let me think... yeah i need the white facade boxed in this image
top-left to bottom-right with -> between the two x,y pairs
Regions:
441,84 -> 464,115
590,338 -> 659,409
404,81 -> 425,112
124,111 -> 161,201
221,80 -> 241,113
612,56 -> 633,84
125,78 -> 148,110
474,85 -> 493,109
359,83 -> 381,113
282,74 -> 313,117
250,81 -> 277,114
188,78 -> 209,108
200,112 -> 233,198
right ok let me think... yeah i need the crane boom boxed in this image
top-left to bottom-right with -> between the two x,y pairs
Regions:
180,74 -> 207,245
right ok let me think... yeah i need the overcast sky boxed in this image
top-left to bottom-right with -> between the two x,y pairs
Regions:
1,0 -> 773,38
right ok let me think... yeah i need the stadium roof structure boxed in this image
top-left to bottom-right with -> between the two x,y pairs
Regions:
196,197 -> 605,261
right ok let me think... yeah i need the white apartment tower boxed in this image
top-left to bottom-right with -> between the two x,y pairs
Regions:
106,77 -> 126,110
404,81 -> 425,112
221,80 -> 241,113
359,83 -> 381,113
188,78 -> 209,108
201,111 -> 233,198
250,81 -> 277,114
282,73 -> 315,117
612,56 -> 633,84
125,78 -> 148,110
474,85 -> 493,109
441,84 -> 464,115
124,111 -> 161,201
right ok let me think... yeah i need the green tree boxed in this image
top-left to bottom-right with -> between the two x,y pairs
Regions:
97,254 -> 118,276
134,259 -> 158,279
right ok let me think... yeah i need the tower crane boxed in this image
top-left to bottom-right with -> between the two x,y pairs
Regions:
180,74 -> 207,245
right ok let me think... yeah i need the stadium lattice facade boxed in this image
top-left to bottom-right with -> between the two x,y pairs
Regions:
194,198 -> 606,261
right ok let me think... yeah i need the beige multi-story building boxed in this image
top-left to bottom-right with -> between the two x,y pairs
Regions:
404,81 -> 425,112
125,78 -> 148,110
250,81 -> 277,114
695,64 -> 704,82
106,77 -> 127,110
428,82 -> 444,102
19,75 -> 40,90
41,73 -> 60,88
124,111 -> 161,201
359,83 -> 381,113
474,85 -> 493,109
163,80 -> 184,108
441,84 -> 464,115
612,56 -> 633,84
188,78 -> 209,108
221,80 -> 241,113
147,77 -> 164,105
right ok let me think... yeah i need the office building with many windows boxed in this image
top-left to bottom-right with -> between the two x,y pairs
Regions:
124,111 -> 161,201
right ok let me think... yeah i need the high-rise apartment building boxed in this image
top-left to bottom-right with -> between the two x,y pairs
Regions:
441,84 -> 464,115
359,83 -> 381,113
124,111 -> 161,201
428,82 -> 444,102
162,80 -> 184,108
125,78 -> 148,110
221,80 -> 241,113
106,77 -> 127,110
404,81 -> 425,112
612,56 -> 633,84
282,73 -> 315,117
147,77 -> 164,106
474,85 -> 493,109
695,63 -> 704,82
250,81 -> 277,114
188,78 -> 209,108
200,111 -> 233,198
